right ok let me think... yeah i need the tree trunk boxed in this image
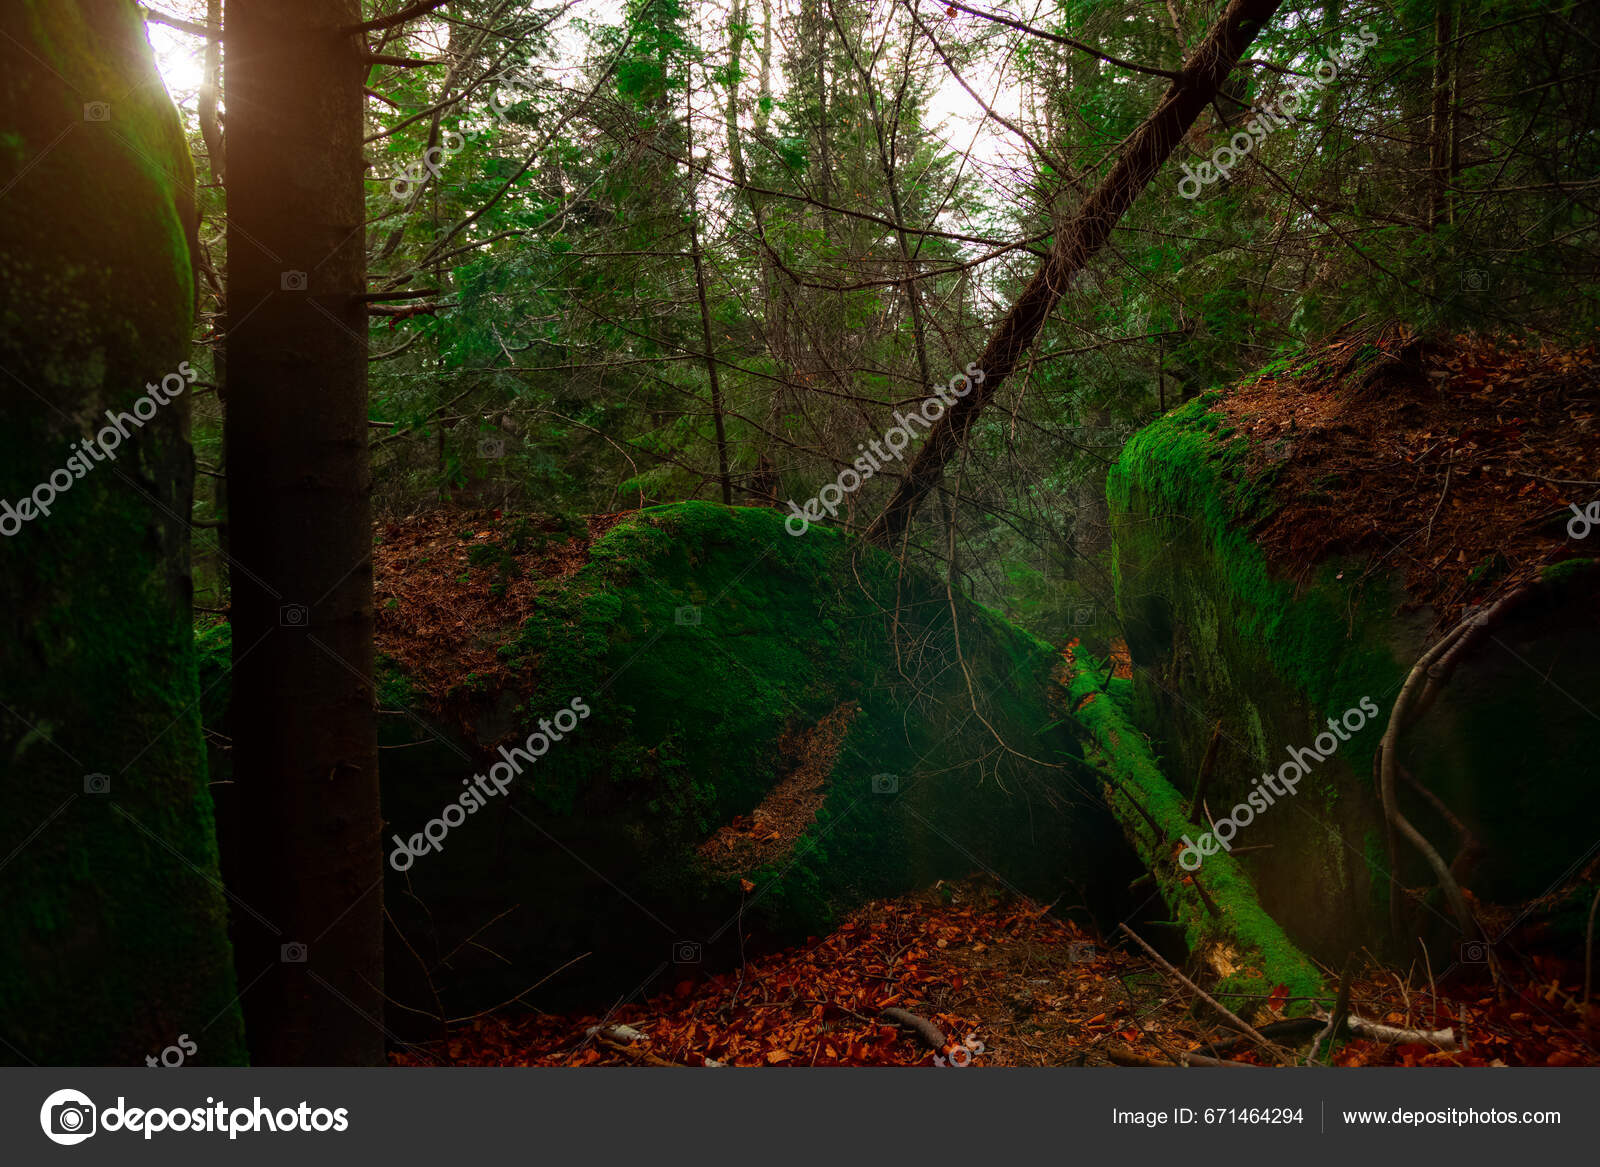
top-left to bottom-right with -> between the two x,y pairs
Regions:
198,0 -> 225,184
1428,0 -> 1456,231
725,0 -> 748,187
754,0 -> 773,137
867,0 -> 1283,546
224,0 -> 384,1065
686,73 -> 734,505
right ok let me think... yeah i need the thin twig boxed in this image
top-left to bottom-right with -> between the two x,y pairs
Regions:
1117,924 -> 1294,1064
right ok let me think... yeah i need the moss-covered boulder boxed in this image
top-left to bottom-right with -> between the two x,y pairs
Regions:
0,1 -> 245,1064
1107,338 -> 1600,970
208,502 -> 1136,1018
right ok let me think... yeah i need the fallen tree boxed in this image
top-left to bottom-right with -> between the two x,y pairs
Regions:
867,0 -> 1284,545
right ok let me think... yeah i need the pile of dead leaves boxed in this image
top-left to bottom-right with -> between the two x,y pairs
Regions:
1220,328 -> 1598,625
1328,963 -> 1600,1068
389,878 -> 1205,1068
1325,876 -> 1600,1067
1214,952 -> 1600,1068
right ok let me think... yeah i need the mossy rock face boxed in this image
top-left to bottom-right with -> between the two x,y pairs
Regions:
210,503 -> 1136,1017
0,2 -> 245,1064
1108,395 -> 1600,965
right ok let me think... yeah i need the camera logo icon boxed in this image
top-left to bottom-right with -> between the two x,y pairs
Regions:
870,773 -> 899,795
932,1034 -> 985,1067
1460,269 -> 1489,293
281,942 -> 308,963
83,773 -> 110,795
279,603 -> 308,628
40,1089 -> 96,1145
83,102 -> 110,122
673,940 -> 702,963
1459,940 -> 1488,963
675,605 -> 701,627
281,270 -> 308,292
1071,604 -> 1096,626
478,437 -> 506,459
1068,941 -> 1096,963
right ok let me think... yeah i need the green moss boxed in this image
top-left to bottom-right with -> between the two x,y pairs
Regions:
1541,557 -> 1596,585
1106,398 -> 1405,962
2,0 -> 195,363
1111,395 -> 1403,726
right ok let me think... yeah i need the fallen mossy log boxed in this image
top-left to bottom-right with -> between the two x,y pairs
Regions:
1063,658 -> 1325,1009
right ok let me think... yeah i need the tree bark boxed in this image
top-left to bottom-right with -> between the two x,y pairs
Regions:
753,0 -> 773,137
725,0 -> 748,188
866,0 -> 1283,546
224,0 -> 384,1065
198,0 -> 225,184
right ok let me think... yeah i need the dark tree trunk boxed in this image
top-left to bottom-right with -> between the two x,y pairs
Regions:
1428,0 -> 1456,231
224,0 -> 383,1065
867,0 -> 1284,547
686,76 -> 733,505
199,0 -> 225,184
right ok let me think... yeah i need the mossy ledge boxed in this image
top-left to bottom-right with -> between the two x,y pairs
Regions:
1108,388 -> 1600,967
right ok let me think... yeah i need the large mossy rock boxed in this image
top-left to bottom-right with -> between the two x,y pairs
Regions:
1108,378 -> 1600,968
207,503 -> 1134,1017
382,503 -> 1136,1013
0,1 -> 245,1064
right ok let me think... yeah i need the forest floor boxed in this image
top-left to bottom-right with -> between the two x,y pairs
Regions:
390,877 -> 1194,1067
388,876 -> 1600,1068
